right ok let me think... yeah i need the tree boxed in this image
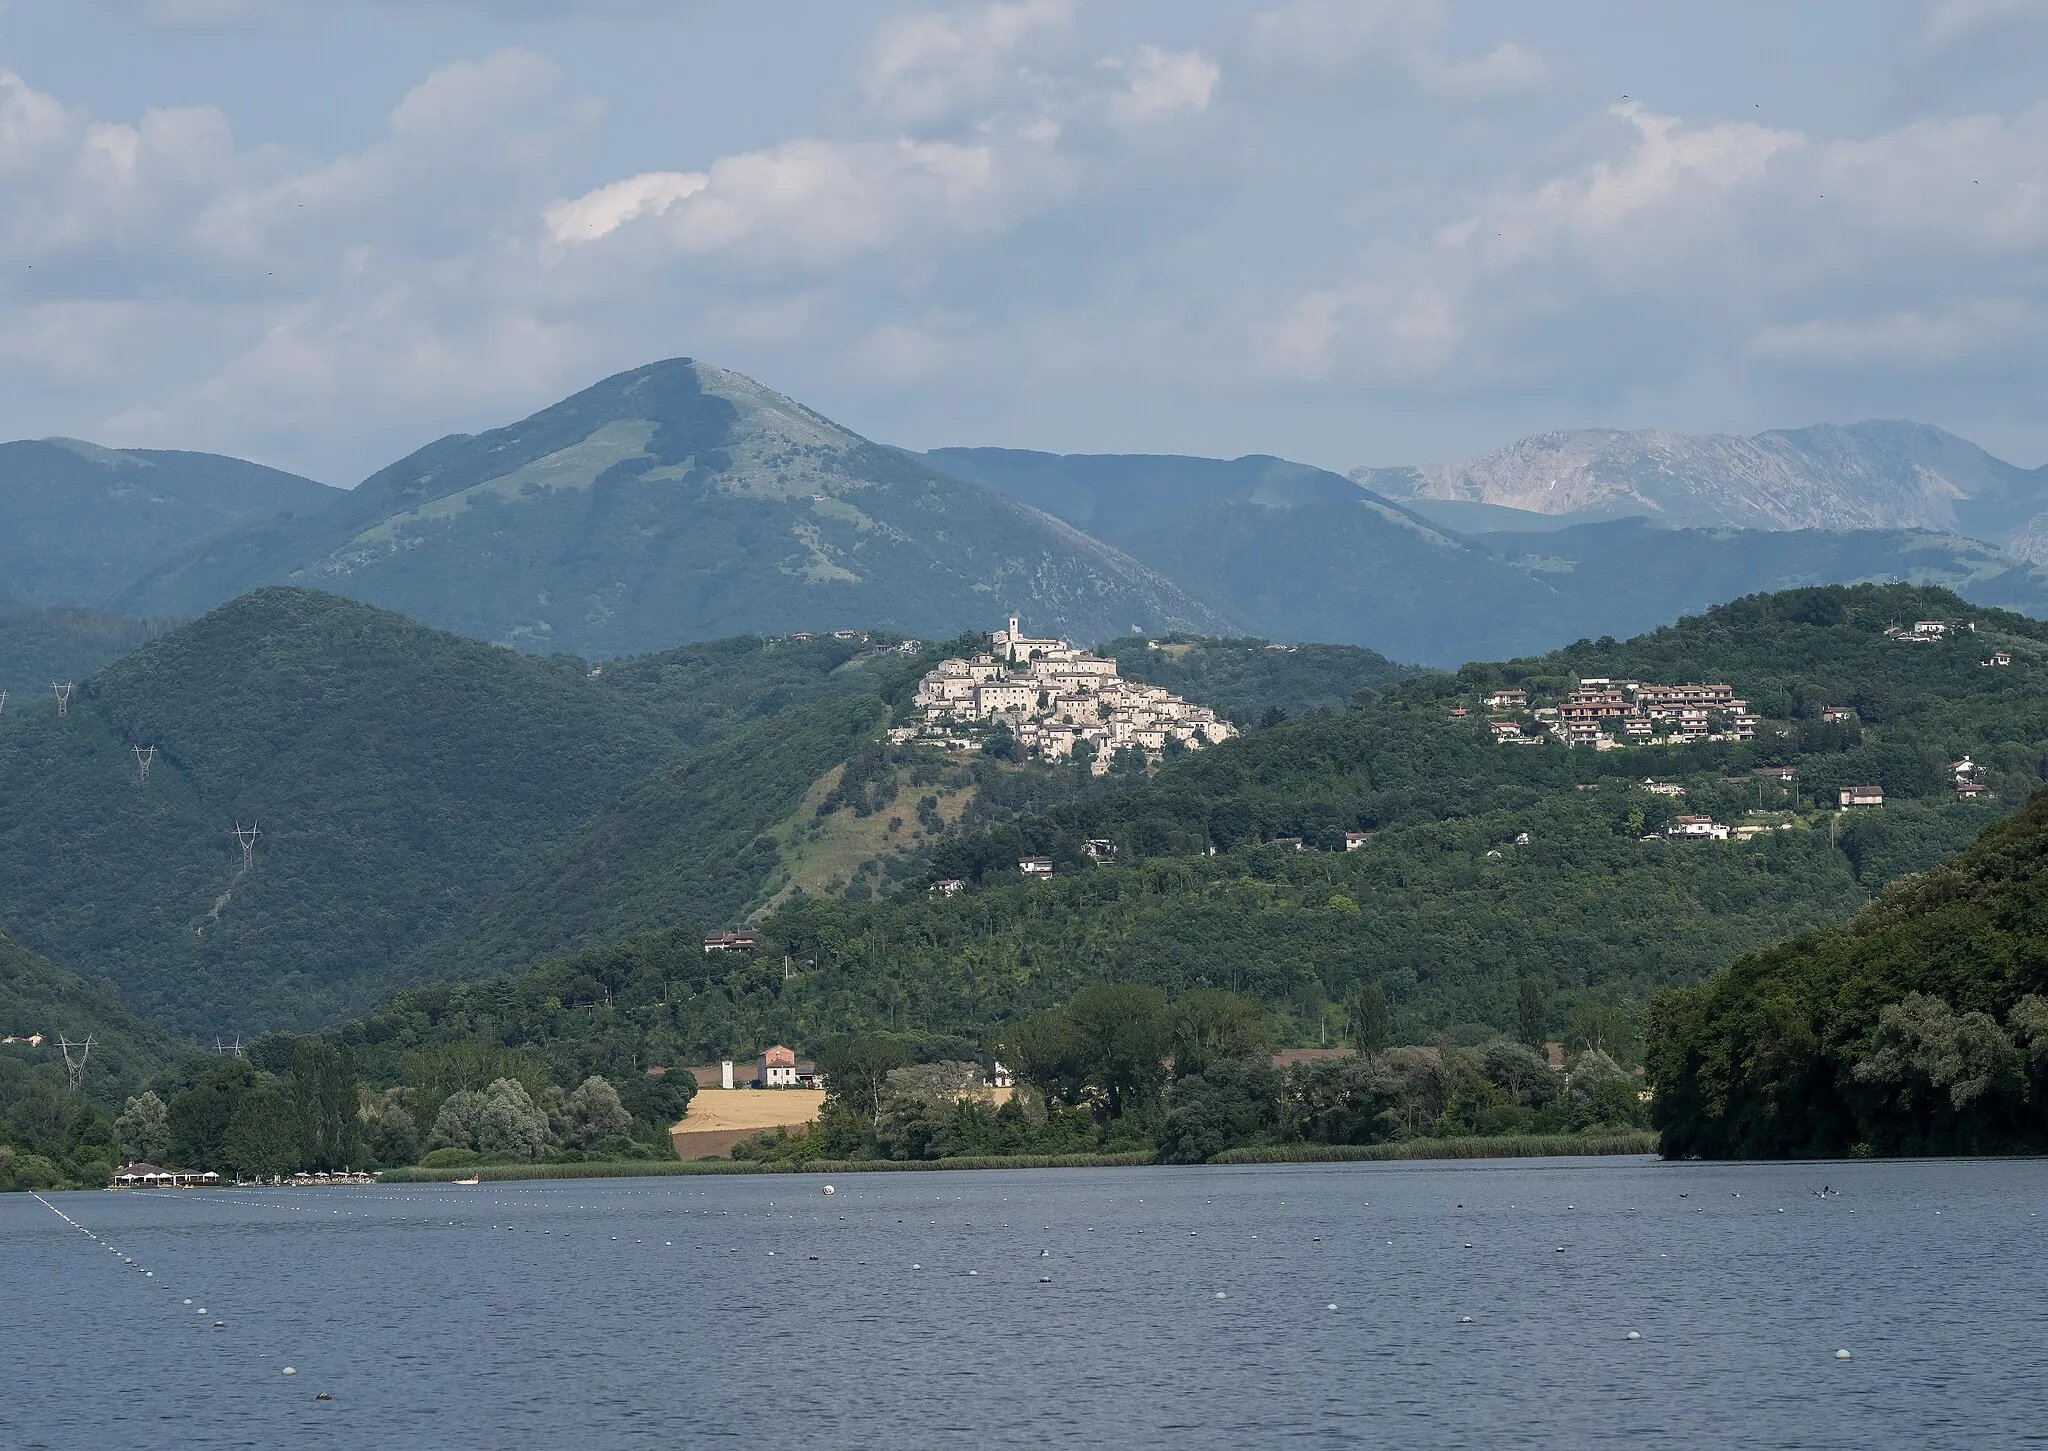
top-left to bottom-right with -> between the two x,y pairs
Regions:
1167,990 -> 1272,1080
1353,984 -> 1393,1053
1517,980 -> 1547,1049
167,1059 -> 259,1169
553,1076 -> 632,1148
366,1108 -> 419,1168
291,1040 -> 361,1171
1284,1055 -> 1402,1144
115,1091 -> 170,1164
1063,982 -> 1168,1118
1157,1058 -> 1283,1163
225,1088 -> 301,1179
428,1090 -> 487,1151
474,1078 -> 550,1160
817,1034 -> 911,1128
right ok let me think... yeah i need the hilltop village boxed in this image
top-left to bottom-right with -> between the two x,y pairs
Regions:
896,616 -> 1236,770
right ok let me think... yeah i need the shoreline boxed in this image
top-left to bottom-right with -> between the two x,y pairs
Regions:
376,1133 -> 1660,1183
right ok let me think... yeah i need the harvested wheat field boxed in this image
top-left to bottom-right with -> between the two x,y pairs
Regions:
669,1088 -> 826,1160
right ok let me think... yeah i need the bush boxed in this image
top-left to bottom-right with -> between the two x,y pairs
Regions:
418,1146 -> 482,1169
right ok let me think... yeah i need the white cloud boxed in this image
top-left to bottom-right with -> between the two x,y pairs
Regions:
389,49 -> 558,140
861,0 -> 1078,124
1257,97 -> 2048,404
544,170 -> 705,243
1925,0 -> 2048,47
1108,47 -> 1220,126
1247,0 -> 1546,102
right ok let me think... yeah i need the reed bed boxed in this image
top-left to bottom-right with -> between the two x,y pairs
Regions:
1207,1132 -> 1659,1165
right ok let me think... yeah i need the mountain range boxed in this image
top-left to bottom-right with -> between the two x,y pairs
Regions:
4,358 -> 2048,672
1357,421 -> 2048,557
0,438 -> 337,607
104,361 -> 1228,655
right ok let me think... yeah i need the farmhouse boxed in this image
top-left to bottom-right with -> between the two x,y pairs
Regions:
703,930 -> 758,953
1839,786 -> 1885,809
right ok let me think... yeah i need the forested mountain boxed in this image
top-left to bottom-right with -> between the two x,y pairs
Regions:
1356,420 -> 2048,555
0,589 -> 694,1035
925,448 -> 2048,664
1650,787 -> 2048,1159
1101,636 -> 1411,723
110,360 -> 1230,654
1,928 -> 202,1190
0,601 -> 180,697
322,583 -> 2038,1075
0,439 -> 337,607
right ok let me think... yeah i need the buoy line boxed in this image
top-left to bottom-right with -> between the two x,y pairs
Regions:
28,1191 -> 343,1403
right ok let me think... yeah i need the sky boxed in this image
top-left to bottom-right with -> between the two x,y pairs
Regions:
0,0 -> 2044,485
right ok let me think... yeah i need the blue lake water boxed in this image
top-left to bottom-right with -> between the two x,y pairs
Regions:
8,1155 -> 2048,1448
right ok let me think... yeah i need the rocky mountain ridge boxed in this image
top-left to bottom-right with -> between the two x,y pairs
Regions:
1355,421 -> 2048,560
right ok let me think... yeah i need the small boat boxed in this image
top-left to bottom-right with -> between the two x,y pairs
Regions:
453,1176 -> 481,1186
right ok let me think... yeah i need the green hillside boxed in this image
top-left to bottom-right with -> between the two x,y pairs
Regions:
0,589 -> 693,1035
0,438 -> 337,607
111,360 -> 1231,655
1648,788 -> 2048,1158
0,601 -> 179,696
399,693 -> 893,985
2,927 -> 202,1190
332,583 -> 2034,1072
1101,636 -> 1411,724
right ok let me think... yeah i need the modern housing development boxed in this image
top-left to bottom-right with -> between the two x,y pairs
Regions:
1483,678 -> 1762,750
898,616 -> 1237,769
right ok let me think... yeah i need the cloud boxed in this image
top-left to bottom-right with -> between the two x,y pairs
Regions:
543,170 -> 706,244
1257,97 -> 2048,407
1108,47 -> 1221,126
389,49 -> 558,139
861,0 -> 1079,124
1925,0 -> 2048,47
1247,0 -> 1546,101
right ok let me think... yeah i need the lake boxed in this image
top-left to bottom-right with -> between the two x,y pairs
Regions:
8,1155 -> 2047,1448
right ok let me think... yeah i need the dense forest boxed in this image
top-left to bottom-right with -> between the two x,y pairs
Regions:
1649,785 -> 2048,1158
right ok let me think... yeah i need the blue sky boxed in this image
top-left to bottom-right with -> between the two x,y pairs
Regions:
1,0 -> 2044,483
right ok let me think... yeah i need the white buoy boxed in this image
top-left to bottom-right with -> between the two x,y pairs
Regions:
1039,1276 -> 1051,1283
1459,1316 -> 1473,1324
823,1185 -> 835,1195
282,1368 -> 297,1376
912,1263 -> 922,1270
1835,1349 -> 1852,1360
1326,1303 -> 1338,1311
1215,1292 -> 1227,1299
1626,1331 -> 1641,1341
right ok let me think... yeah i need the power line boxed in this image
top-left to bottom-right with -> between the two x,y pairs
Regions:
56,1035 -> 93,1092
231,822 -> 260,872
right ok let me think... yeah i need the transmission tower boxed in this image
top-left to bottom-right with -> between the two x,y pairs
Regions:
52,682 -> 73,717
56,1035 -> 93,1092
0,690 -> 8,718
231,822 -> 260,871
212,1036 -> 244,1058
135,745 -> 155,783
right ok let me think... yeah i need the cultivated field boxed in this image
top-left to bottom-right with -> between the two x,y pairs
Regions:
670,1088 -> 826,1159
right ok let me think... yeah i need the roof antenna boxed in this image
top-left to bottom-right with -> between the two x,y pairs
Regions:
52,682 -> 73,717
134,745 -> 155,783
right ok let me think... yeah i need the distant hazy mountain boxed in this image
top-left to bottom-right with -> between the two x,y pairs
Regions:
925,448 -> 2048,664
0,439 -> 338,607
1355,421 -> 2048,558
922,448 -> 1575,663
111,360 -> 1230,655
